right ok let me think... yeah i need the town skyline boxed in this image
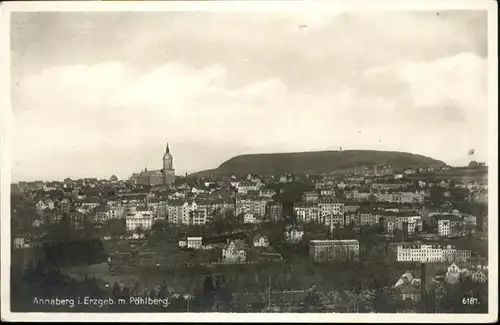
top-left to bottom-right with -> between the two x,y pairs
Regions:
9,144 -> 485,183
9,10 -> 489,182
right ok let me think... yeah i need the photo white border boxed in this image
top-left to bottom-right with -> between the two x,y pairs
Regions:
0,1 -> 497,323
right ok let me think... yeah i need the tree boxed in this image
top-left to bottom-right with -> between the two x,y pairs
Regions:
468,161 -> 479,168
199,275 -> 216,311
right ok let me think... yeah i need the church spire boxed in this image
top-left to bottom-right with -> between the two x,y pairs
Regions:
166,142 -> 170,154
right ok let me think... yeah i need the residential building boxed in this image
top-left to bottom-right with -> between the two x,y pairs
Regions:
437,215 -> 467,237
318,199 -> 344,225
166,200 -> 183,224
259,188 -> 276,199
36,200 -> 48,211
360,213 -> 379,226
236,181 -> 261,194
252,235 -> 270,248
309,239 -> 360,263
350,189 -> 371,201
181,200 -> 209,225
284,225 -> 304,243
107,206 -> 125,219
68,212 -> 85,229
302,191 -> 319,202
222,240 -> 247,263
92,207 -> 108,224
319,188 -> 335,198
45,199 -> 55,210
391,243 -> 471,263
471,270 -> 488,283
59,198 -> 71,212
13,236 -> 31,249
236,197 -> 268,217
463,214 -> 477,228
244,213 -> 259,224
187,237 -> 203,249
294,202 -> 319,223
371,181 -> 407,191
344,204 -> 360,213
266,202 -> 283,221
345,213 -> 360,227
125,210 -> 153,232
394,271 -> 421,302
81,198 -> 101,210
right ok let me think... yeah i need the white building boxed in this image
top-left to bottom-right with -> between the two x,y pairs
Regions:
395,244 -> 471,263
181,201 -> 209,225
252,235 -> 270,248
36,200 -> 48,211
125,210 -> 153,232
13,237 -> 31,249
187,237 -> 203,249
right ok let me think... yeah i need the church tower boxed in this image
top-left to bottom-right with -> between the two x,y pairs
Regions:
162,142 -> 175,186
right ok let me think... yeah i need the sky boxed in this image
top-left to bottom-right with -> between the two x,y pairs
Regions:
9,10 -> 489,182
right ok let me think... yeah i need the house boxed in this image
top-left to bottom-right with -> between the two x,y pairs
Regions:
13,236 -> 31,249
344,204 -> 360,213
252,235 -> 270,248
247,173 -> 262,183
244,213 -> 259,224
81,197 -> 101,210
125,210 -> 153,232
284,225 -> 304,244
302,191 -> 319,202
92,207 -> 108,224
259,188 -> 276,199
45,199 -> 55,210
178,239 -> 187,248
436,215 -> 466,237
235,197 -> 268,217
471,270 -> 488,283
107,206 -> 125,220
36,200 -> 48,211
394,271 -> 421,302
236,181 -> 261,194
266,202 -> 283,221
404,168 -> 417,175
462,214 -> 477,228
447,261 -> 481,282
222,240 -> 247,263
59,198 -> 71,212
394,271 -> 420,288
187,237 -> 203,249
68,211 -> 85,229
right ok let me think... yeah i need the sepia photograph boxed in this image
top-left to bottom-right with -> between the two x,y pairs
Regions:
0,0 -> 498,322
